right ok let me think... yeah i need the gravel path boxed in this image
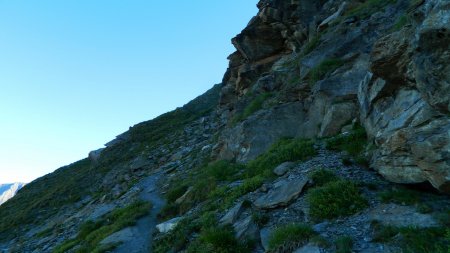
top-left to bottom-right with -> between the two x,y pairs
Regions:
113,171 -> 165,253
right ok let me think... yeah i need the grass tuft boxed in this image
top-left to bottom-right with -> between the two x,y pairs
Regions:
309,169 -> 339,187
378,187 -> 421,205
232,93 -> 272,124
345,0 -> 397,19
187,225 -> 253,253
307,180 -> 367,220
309,58 -> 344,85
326,124 -> 368,165
246,138 -> 316,178
372,222 -> 449,253
268,224 -> 316,251
335,236 -> 353,253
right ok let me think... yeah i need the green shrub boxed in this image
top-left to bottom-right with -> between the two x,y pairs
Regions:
205,160 -> 244,182
166,185 -> 189,203
326,124 -> 368,164
379,187 -> 421,205
210,175 -> 265,210
233,176 -> 265,196
53,239 -> 79,253
187,225 -> 252,253
372,223 -> 449,253
309,58 -> 344,85
307,180 -> 367,220
246,138 -> 316,178
232,93 -> 272,123
335,236 -> 353,253
268,224 -> 316,251
252,211 -> 270,227
391,15 -> 410,31
309,169 -> 339,187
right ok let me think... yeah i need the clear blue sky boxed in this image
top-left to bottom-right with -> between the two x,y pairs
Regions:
0,0 -> 257,184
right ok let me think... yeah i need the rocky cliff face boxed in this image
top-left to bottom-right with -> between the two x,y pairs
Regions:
0,0 -> 449,252
215,0 -> 450,192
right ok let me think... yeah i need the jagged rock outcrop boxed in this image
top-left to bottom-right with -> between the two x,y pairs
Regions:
216,0 -> 450,192
360,0 -> 450,192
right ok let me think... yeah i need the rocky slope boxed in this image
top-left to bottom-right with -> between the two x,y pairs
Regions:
0,0 -> 449,252
0,183 -> 25,206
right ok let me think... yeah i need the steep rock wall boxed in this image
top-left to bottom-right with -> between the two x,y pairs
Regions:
215,0 -> 450,192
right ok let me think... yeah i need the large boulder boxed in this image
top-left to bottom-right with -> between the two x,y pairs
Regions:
359,0 -> 450,192
216,102 -> 321,162
413,0 -> 450,113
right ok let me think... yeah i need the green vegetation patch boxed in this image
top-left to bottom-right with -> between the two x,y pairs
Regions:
326,124 -> 368,165
391,14 -> 410,32
335,236 -> 353,253
0,159 -> 99,239
372,222 -> 449,253
53,201 -> 151,253
246,138 -> 316,178
307,180 -> 367,220
345,0 -> 397,19
309,168 -> 339,187
154,216 -> 252,253
159,160 -> 245,219
232,92 -> 273,124
268,224 -> 316,251
205,160 -> 245,182
309,58 -> 344,85
187,225 -> 253,253
379,187 -> 422,205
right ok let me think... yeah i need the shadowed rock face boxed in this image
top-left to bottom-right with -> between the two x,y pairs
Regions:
361,0 -> 450,192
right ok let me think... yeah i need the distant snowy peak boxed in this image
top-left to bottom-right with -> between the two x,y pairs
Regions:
0,183 -> 25,205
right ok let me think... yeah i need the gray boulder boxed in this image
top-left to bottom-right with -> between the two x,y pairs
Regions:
254,177 -> 308,209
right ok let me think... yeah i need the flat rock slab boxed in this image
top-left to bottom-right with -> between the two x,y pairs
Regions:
369,203 -> 439,228
254,177 -> 308,209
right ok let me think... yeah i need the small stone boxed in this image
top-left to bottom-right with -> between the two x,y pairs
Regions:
293,243 -> 321,253
273,162 -> 295,176
220,201 -> 245,225
156,217 -> 182,233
